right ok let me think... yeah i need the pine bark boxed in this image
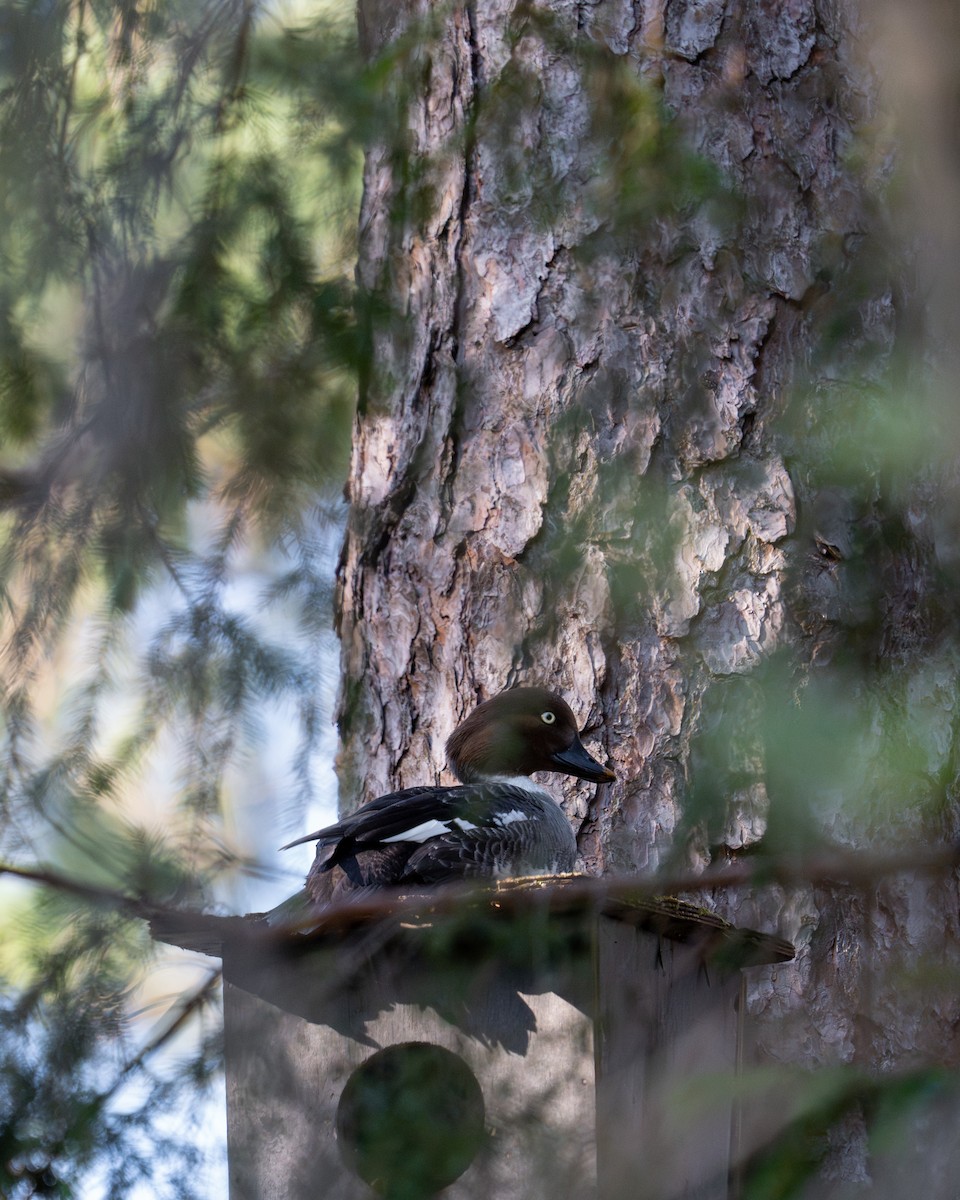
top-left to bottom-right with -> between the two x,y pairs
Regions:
339,0 -> 960,1188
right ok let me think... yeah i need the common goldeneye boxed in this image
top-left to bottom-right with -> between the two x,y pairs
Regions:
281,687 -> 614,902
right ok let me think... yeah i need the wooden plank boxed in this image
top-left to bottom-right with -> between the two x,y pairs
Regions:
595,921 -> 741,1200
224,934 -> 596,1200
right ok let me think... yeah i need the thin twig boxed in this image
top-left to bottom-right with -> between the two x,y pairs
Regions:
95,968 -> 223,1108
4,839 -> 959,945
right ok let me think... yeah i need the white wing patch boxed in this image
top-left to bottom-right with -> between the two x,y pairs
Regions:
494,809 -> 527,827
382,816 -> 478,843
383,819 -> 452,844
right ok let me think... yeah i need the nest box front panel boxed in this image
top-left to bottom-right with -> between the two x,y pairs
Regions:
223,936 -> 596,1200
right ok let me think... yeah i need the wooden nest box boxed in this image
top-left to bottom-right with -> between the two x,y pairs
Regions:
154,877 -> 793,1200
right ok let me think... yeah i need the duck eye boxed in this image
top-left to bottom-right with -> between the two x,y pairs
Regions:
540,711 -> 556,725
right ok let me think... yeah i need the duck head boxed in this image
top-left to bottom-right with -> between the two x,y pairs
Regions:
446,686 -> 616,784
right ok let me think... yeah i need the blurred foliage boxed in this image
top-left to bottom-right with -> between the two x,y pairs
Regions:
0,0 -> 367,1194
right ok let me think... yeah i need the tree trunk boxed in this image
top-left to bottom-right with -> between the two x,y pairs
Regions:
339,0 -> 960,1190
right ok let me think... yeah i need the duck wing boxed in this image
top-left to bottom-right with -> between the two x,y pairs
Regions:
281,786 -> 440,864
403,808 -> 577,884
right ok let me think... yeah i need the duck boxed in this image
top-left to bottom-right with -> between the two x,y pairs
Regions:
278,686 -> 615,907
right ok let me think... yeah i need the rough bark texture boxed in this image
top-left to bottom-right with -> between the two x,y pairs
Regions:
338,0 -> 960,1190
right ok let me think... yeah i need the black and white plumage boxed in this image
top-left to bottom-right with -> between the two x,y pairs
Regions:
280,686 -> 615,903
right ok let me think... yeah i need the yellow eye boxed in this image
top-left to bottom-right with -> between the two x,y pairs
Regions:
540,711 -> 556,725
